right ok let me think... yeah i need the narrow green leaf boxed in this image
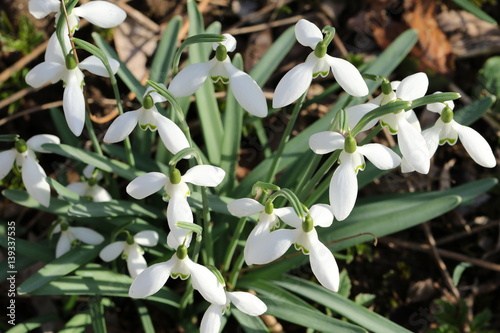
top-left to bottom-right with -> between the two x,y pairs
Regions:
352,101 -> 410,135
0,236 -> 53,263
135,301 -> 156,333
89,296 -> 107,333
452,262 -> 473,286
50,108 -> 79,146
59,313 -> 91,333
450,0 -> 497,24
2,189 -> 72,216
150,16 -> 182,84
5,314 -> 59,333
231,309 -> 269,333
0,134 -> 19,142
46,177 -> 83,203
410,92 -> 461,109
68,200 -> 164,220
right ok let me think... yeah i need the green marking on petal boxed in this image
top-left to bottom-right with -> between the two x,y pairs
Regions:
313,71 -> 329,78
211,76 -> 230,84
354,163 -> 366,173
139,124 -> 157,131
439,138 -> 457,145
381,121 -> 398,134
294,243 -> 310,255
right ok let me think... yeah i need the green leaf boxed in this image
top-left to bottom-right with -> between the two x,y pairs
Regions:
0,236 -> 53,263
231,309 -> 269,333
68,200 -> 164,220
275,276 -> 412,333
450,0 -> 497,24
89,296 -> 107,333
46,177 -> 83,203
150,16 -> 182,84
337,269 -> 351,298
470,308 -> 492,331
479,57 -> 500,97
50,108 -> 79,146
354,293 -> 376,307
5,314 -> 59,333
59,312 -> 91,333
2,189 -> 72,216
135,301 -> 156,333
452,262 -> 473,286
454,96 -> 495,125
0,134 -> 19,142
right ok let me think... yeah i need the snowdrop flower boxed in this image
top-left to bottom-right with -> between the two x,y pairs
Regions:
65,165 -> 112,202
422,96 -> 496,168
126,166 -> 225,248
310,132 -> 401,220
168,33 -> 268,117
52,221 -> 104,258
25,33 -> 119,136
103,87 -> 190,155
227,198 -> 300,265
201,290 -> 267,333
129,244 -> 226,305
0,134 -> 60,207
99,230 -> 159,278
29,0 -> 126,33
273,19 -> 368,108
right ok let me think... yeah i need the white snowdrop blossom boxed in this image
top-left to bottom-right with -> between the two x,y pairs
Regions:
52,222 -> 104,258
127,165 -> 225,248
168,34 -> 268,117
227,198 -> 301,265
25,33 -> 119,136
103,86 -> 190,155
273,19 -> 368,108
422,95 -> 496,168
310,132 -> 401,220
29,0 -> 126,33
65,165 -> 112,202
0,134 -> 60,207
129,244 -> 226,305
200,290 -> 267,333
99,230 -> 159,278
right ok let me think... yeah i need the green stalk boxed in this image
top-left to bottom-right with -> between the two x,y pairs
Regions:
200,187 -> 214,266
265,92 -> 307,184
229,251 -> 246,287
83,93 -> 103,157
298,150 -> 340,201
221,217 -> 247,273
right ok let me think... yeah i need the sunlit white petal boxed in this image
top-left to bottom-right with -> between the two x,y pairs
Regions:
153,112 -> 191,155
103,110 -> 141,143
183,165 -> 225,187
357,144 -> 401,169
71,227 -> 104,245
56,233 -> 72,258
134,231 -> 159,247
127,172 -> 168,199
309,241 -> 339,292
309,204 -> 334,227
186,259 -> 226,305
99,241 -> 126,262
325,56 -> 368,97
22,156 -> 50,207
200,304 -> 224,333
396,72 -> 428,101
25,62 -> 65,88
295,19 -> 323,49
169,61 -> 214,97
273,59 -> 315,108
79,56 -> 119,77
330,159 -> 357,221
29,0 -> 60,19
127,243 -> 148,278
309,131 -> 345,154
227,198 -> 264,217
26,134 -> 60,153
245,228 -> 295,265
129,260 -> 176,298
457,124 -> 496,168
347,103 -> 379,131
228,291 -> 267,316
397,118 -> 430,174
0,149 -> 17,179
63,70 -> 86,136
72,1 -> 126,28
274,207 -> 302,228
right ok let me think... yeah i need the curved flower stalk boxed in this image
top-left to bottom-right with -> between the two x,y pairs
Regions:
0,134 -> 60,207
65,165 -> 112,202
29,0 -> 126,33
273,19 -> 368,109
126,165 -> 225,248
227,198 -> 300,265
310,131 -> 401,220
200,290 -> 267,333
25,33 -> 119,136
168,33 -> 268,117
52,221 -> 104,258
103,86 -> 190,155
99,230 -> 159,278
129,244 -> 226,305
422,96 -> 496,168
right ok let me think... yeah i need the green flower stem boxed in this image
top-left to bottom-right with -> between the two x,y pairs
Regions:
229,250 -> 246,288
83,92 -> 103,157
304,171 -> 331,207
294,153 -> 323,199
265,92 -> 307,184
178,282 -> 194,318
200,186 -> 214,266
171,34 -> 225,76
359,123 -> 382,146
222,217 -> 247,273
298,150 -> 340,202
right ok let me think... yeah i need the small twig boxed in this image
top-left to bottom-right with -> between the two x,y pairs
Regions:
226,15 -> 304,35
436,220 -> 500,246
0,86 -> 41,111
0,101 -> 63,126
111,0 -> 160,33
0,40 -> 49,85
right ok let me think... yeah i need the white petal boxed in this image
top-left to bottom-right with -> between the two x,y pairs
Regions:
245,228 -> 295,265
126,172 -> 168,199
186,259 -> 226,305
29,0 -> 60,19
422,123 -> 443,157
219,33 -> 237,52
45,32 -> 70,64
183,165 -> 225,187
325,56 -> 368,97
134,231 -> 159,247
129,260 -> 175,298
0,149 -> 17,180
309,241 -> 339,292
127,244 -> 148,278
153,112 -> 191,155
22,156 -> 51,207
168,61 -> 213,97
272,59 -> 315,109
309,204 -> 334,227
347,103 -> 379,131
166,230 -> 192,250
79,56 -> 119,77
103,110 -> 141,143
457,124 -> 496,168
144,85 -> 167,104
330,160 -> 357,221
71,227 -> 104,245
200,304 -> 224,333
295,19 -> 323,49
225,63 -> 268,117
63,70 -> 85,136
274,207 -> 302,228
227,198 -> 263,217
25,62 -> 64,88
26,134 -> 60,153
65,182 -> 88,197
400,157 -> 415,174
357,144 -> 401,170
396,72 -> 428,101
56,234 -> 72,258
397,118 -> 430,174
228,292 -> 267,316
99,241 -> 126,262
72,1 -> 126,28
88,185 -> 112,202
166,197 -> 193,249
309,131 -> 345,154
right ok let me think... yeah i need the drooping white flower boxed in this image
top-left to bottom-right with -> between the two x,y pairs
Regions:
273,19 -> 368,108
310,132 -> 401,220
29,0 -> 126,33
422,96 -> 496,168
52,221 -> 104,258
103,86 -> 190,155
168,34 -> 268,117
200,290 -> 267,333
25,33 -> 119,136
0,134 -> 60,207
126,166 -> 225,248
65,165 -> 112,202
129,244 -> 226,305
99,230 -> 159,278
227,198 -> 300,265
